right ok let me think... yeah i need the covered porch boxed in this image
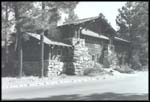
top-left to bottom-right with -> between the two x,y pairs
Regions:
22,32 -> 72,77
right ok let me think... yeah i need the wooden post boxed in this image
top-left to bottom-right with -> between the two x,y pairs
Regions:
40,31 -> 44,78
40,2 -> 45,78
19,21 -> 23,77
109,37 -> 113,45
78,27 -> 82,39
17,31 -> 23,78
51,45 -> 54,60
49,45 -> 52,60
75,30 -> 77,38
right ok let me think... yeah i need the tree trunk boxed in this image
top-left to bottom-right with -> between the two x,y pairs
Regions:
128,19 -> 133,65
5,3 -> 9,63
14,3 -> 23,78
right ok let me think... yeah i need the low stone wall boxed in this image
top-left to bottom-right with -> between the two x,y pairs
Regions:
47,60 -> 64,77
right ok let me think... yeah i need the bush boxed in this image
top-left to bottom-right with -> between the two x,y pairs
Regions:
131,54 -> 142,70
141,65 -> 148,71
103,56 -> 110,68
94,63 -> 103,69
83,68 -> 104,76
131,61 -> 142,71
83,63 -> 105,76
114,65 -> 134,73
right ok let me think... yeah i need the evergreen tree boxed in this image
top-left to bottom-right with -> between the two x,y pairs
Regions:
1,2 -> 78,77
64,8 -> 78,23
116,2 -> 148,69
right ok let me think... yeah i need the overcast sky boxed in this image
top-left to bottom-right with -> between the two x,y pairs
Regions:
59,2 -> 126,31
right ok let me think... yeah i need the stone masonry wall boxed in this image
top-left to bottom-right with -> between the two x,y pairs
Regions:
72,38 -> 94,75
107,45 -> 120,69
47,60 -> 64,77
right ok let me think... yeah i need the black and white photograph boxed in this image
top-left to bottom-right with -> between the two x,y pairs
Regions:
1,1 -> 149,100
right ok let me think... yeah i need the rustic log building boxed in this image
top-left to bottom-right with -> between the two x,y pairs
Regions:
57,15 -> 130,75
2,14 -> 130,77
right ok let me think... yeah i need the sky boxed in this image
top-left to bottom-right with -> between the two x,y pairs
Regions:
59,2 -> 126,31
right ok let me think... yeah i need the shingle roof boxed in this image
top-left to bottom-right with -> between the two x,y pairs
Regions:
58,15 -> 117,35
26,32 -> 72,47
114,37 -> 130,43
81,29 -> 130,43
58,16 -> 99,26
81,29 -> 109,40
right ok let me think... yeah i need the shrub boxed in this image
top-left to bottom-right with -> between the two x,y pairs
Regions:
141,65 -> 148,71
83,68 -> 104,76
94,63 -> 103,69
59,73 -> 68,78
131,61 -> 142,71
131,54 -> 142,70
83,63 -> 104,76
114,64 -> 134,73
103,56 -> 110,68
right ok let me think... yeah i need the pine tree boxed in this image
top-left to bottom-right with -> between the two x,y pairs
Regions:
11,2 -> 33,77
64,8 -> 78,23
1,2 -> 78,77
116,2 -> 148,69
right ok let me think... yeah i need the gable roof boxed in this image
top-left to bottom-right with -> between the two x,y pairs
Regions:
58,15 -> 117,35
58,15 -> 130,43
26,32 -> 72,47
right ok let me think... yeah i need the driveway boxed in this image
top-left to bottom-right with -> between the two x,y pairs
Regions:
2,71 -> 148,100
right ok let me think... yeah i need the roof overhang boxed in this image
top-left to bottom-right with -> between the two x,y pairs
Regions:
26,32 -> 72,47
81,29 -> 130,43
114,37 -> 130,43
81,29 -> 109,40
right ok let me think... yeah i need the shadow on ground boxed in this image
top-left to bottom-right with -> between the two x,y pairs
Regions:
20,92 -> 148,100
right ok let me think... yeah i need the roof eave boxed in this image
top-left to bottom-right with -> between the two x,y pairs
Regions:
26,32 -> 72,47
